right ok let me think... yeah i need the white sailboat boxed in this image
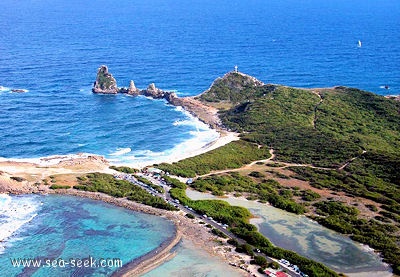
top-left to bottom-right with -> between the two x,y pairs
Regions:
358,40 -> 362,47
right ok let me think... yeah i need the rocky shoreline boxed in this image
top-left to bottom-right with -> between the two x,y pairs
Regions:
92,65 -> 228,129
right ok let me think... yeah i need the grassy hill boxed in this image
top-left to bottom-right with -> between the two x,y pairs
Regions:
200,72 -> 400,273
159,71 -> 400,273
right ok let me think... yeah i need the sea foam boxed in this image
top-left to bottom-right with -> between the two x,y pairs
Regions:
0,195 -> 40,254
109,147 -> 132,156
0,86 -> 10,92
107,109 -> 220,167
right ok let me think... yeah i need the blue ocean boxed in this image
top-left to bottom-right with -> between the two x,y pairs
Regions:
0,0 -> 399,165
0,0 -> 399,276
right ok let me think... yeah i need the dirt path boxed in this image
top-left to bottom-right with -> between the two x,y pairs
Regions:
311,90 -> 324,129
196,148 -> 337,179
197,147 -> 368,179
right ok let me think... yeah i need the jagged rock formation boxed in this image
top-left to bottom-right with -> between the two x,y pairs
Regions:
119,80 -> 140,95
128,80 -> 139,95
92,65 -> 119,94
90,65 -> 225,129
91,66 -> 175,99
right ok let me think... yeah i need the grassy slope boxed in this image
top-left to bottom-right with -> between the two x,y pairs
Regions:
200,75 -> 400,272
157,140 -> 271,177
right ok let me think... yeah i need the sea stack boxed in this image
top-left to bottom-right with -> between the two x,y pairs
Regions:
128,80 -> 140,95
92,65 -> 119,94
143,83 -> 165,99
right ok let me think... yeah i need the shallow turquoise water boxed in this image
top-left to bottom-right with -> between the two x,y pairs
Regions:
0,194 -> 175,276
144,239 -> 243,277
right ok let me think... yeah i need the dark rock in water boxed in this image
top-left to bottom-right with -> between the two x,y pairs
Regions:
91,65 -> 180,102
92,65 -> 119,94
119,80 -> 140,95
11,89 -> 27,93
142,83 -> 166,99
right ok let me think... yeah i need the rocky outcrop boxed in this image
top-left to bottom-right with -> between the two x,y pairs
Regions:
90,65 -> 239,130
385,95 -> 400,102
141,83 -> 171,99
128,80 -> 140,95
92,65 -> 119,94
92,66 -> 175,99
119,80 -> 140,95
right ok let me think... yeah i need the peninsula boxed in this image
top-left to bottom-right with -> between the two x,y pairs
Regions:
1,68 -> 399,276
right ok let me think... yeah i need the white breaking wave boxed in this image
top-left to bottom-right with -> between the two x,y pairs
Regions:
109,147 -> 132,156
0,86 -> 10,92
172,119 -> 194,126
0,194 -> 40,254
106,103 -> 222,167
108,111 -> 221,167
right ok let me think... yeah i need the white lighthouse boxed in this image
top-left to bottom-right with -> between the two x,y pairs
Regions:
234,65 -> 238,73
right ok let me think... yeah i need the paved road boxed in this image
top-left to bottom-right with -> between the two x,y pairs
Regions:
114,172 -> 302,277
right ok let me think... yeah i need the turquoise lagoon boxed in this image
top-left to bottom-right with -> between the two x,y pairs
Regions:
0,194 -> 175,276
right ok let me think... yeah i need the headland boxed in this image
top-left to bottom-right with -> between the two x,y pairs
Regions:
1,68 -> 399,276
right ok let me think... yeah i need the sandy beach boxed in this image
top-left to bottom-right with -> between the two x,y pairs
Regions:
0,125 -> 252,277
0,186 -> 251,276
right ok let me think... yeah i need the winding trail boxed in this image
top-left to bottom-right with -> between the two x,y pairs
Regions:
338,150 -> 367,170
196,147 -> 368,179
198,148 -> 276,178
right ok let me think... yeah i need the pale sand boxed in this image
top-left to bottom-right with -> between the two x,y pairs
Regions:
0,160 -> 251,277
167,130 -> 240,163
60,191 -> 252,276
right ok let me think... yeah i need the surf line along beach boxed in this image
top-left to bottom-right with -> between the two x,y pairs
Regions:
0,73 -> 248,275
0,155 -> 248,276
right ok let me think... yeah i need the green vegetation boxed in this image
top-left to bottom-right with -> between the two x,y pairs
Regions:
212,85 -> 400,168
157,140 -> 270,177
49,185 -> 70,189
235,243 -> 254,256
134,175 -> 164,193
211,228 -> 228,238
74,173 -> 176,211
109,166 -> 138,174
252,255 -> 268,267
314,201 -> 359,217
197,76 -> 400,272
301,189 -> 321,201
309,200 -> 399,270
199,72 -> 270,104
289,167 -> 400,272
96,67 -> 116,90
166,177 -> 338,276
156,74 -> 400,272
191,173 -> 305,214
185,213 -> 195,219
